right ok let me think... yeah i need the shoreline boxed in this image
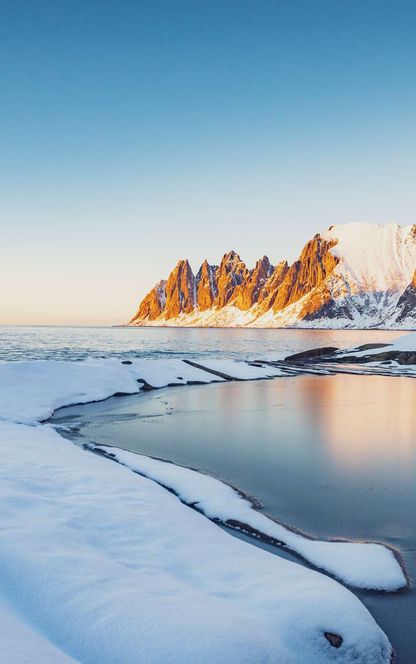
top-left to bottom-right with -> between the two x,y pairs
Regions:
121,323 -> 416,331
84,439 -> 409,593
3,331 -> 416,662
52,370 -> 416,662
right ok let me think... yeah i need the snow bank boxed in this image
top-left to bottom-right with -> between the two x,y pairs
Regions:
94,446 -> 406,592
0,358 -> 225,424
0,353 -> 408,661
0,359 -> 141,424
128,357 -> 226,387
0,600 -> 79,663
0,357 -> 289,425
354,332 -> 416,354
0,421 -> 392,664
337,331 -> 416,361
388,332 -> 416,350
186,358 -> 287,379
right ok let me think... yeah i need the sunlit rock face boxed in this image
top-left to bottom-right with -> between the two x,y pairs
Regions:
163,259 -> 196,318
196,260 -> 218,311
129,223 -> 416,328
130,280 -> 166,322
257,260 -> 289,308
229,256 -> 274,310
214,251 -> 250,308
269,235 -> 338,314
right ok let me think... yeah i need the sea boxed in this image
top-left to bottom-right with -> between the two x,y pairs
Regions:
0,324 -> 406,362
2,324 -> 414,662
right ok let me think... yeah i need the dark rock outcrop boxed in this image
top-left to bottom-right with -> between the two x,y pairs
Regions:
285,347 -> 339,362
395,271 -> 416,323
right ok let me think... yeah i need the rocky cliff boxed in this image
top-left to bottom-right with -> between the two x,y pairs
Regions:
129,223 -> 416,329
393,270 -> 416,325
196,260 -> 218,311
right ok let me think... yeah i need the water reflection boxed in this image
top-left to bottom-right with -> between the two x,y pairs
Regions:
66,373 -> 416,536
298,375 -> 416,474
55,373 -> 416,663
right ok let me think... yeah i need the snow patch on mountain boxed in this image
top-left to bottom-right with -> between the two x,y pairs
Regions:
323,223 -> 416,294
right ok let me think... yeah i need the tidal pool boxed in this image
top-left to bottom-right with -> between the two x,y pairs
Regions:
53,373 -> 416,663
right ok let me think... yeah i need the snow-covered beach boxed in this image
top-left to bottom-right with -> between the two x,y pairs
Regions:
4,0 -> 416,658
1,327 -> 415,663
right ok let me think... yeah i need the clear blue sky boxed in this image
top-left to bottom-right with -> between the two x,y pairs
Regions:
1,0 -> 415,323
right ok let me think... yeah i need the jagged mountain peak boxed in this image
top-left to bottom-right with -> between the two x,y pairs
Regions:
196,259 -> 218,311
253,255 -> 271,269
174,258 -> 192,270
222,249 -> 240,260
219,250 -> 244,269
129,223 -> 416,328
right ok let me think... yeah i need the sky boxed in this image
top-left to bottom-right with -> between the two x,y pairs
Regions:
1,0 -> 415,324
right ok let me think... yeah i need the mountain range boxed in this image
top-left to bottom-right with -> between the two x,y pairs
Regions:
129,223 -> 416,329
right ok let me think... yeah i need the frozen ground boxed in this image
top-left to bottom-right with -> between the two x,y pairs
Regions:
337,332 -> 416,358
0,421 -> 393,663
89,445 -> 406,591
0,357 -> 291,424
0,599 -> 79,663
2,336 -> 416,662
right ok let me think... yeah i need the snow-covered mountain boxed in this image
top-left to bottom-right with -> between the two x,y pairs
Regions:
129,223 -> 416,329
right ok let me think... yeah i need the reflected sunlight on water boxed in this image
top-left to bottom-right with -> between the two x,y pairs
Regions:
53,371 -> 416,664
298,375 -> 416,472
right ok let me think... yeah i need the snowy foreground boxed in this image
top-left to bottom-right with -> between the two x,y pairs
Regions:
0,422 -> 393,664
91,445 -> 406,592
1,342 -> 415,663
0,357 -> 287,424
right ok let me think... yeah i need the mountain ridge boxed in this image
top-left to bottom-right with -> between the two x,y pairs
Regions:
129,223 -> 416,329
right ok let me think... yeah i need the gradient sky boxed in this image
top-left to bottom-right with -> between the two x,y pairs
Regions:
1,0 -> 416,324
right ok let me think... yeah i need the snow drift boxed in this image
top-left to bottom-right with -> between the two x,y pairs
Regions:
2,342 -> 415,662
0,421 -> 393,664
90,445 -> 406,592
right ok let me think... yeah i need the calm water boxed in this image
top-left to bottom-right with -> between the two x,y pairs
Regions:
4,326 -> 415,661
54,374 -> 416,663
0,324 -> 407,362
